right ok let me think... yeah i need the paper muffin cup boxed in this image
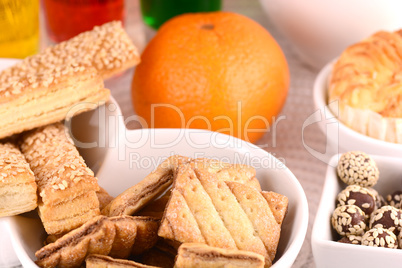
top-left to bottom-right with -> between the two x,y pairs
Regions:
331,103 -> 402,144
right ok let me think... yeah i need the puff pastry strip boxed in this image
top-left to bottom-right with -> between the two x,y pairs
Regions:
20,123 -> 100,235
0,63 -> 109,139
0,142 -> 37,217
0,21 -> 139,84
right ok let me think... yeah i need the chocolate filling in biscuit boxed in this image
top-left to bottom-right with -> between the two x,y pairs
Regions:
183,248 -> 262,261
115,173 -> 173,215
36,216 -> 108,260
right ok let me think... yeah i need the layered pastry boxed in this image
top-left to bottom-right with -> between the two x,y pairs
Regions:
20,123 -> 100,235
0,142 -> 37,217
0,21 -> 139,83
102,155 -> 190,217
174,243 -> 265,268
329,30 -> 402,143
0,62 -> 109,140
36,215 -> 159,268
86,255 -> 159,268
0,21 -> 140,140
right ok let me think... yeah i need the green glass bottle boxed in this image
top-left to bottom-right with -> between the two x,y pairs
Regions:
140,0 -> 222,30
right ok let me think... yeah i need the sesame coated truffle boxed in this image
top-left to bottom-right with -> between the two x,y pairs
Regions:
369,205 -> 402,233
337,185 -> 376,216
337,151 -> 379,187
369,188 -> 386,210
386,190 -> 402,209
338,235 -> 362,245
361,227 -> 397,248
332,205 -> 366,236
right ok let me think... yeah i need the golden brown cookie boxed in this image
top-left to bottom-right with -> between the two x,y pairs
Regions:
35,215 -> 145,268
86,254 -> 159,268
102,155 -> 190,217
158,163 -> 283,264
174,243 -> 265,268
97,186 -> 114,211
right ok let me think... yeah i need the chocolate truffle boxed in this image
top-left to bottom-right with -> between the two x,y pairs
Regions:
337,151 -> 379,187
361,227 -> 397,248
369,205 -> 402,233
338,235 -> 362,245
337,185 -> 376,216
386,190 -> 402,209
369,188 -> 386,209
332,205 -> 366,236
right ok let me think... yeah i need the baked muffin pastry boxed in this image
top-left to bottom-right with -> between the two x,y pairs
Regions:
329,30 -> 402,143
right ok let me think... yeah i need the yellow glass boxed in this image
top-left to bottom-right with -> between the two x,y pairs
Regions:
0,0 -> 39,58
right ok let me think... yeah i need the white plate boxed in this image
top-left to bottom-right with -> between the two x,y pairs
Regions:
0,59 -> 309,268
313,62 -> 402,156
312,154 -> 402,268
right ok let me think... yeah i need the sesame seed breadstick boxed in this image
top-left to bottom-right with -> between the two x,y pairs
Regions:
0,142 -> 37,217
20,123 -> 101,235
0,20 -> 139,140
0,21 -> 139,85
0,62 -> 110,140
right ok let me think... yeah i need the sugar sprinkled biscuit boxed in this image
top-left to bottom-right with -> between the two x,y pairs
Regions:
158,162 -> 285,264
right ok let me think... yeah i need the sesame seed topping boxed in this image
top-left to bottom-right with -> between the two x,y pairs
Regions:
0,21 -> 138,99
20,123 -> 98,202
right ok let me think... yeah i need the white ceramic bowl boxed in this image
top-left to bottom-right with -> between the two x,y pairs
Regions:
313,62 -> 402,156
259,0 -> 402,69
312,154 -> 402,268
3,87 -> 308,267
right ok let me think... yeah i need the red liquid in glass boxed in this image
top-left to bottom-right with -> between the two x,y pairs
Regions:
43,0 -> 125,43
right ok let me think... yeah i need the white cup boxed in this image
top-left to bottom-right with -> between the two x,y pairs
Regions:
260,0 -> 402,69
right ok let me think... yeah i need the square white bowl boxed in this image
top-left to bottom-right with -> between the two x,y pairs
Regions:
312,154 -> 402,268
3,86 -> 309,267
313,62 -> 402,156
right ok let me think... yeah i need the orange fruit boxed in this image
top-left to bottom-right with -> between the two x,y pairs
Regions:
132,11 -> 289,143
